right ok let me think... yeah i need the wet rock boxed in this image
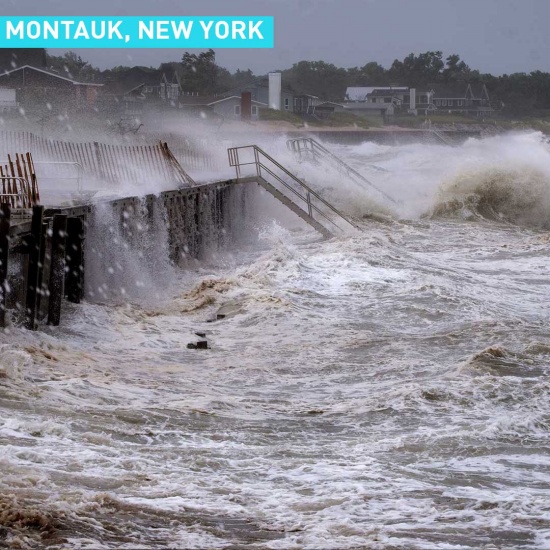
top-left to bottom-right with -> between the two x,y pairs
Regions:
187,341 -> 208,349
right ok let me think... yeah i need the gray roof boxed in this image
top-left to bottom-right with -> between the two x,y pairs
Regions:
0,64 -> 103,86
345,86 -> 410,101
343,102 -> 393,111
178,94 -> 267,107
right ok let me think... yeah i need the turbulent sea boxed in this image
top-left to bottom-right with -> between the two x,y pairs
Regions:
2,131 -> 550,549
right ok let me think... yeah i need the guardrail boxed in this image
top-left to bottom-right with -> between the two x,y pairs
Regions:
228,144 -> 361,236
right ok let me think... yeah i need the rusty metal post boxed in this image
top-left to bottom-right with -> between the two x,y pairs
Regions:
66,217 -> 84,304
0,203 -> 10,328
47,214 -> 67,326
25,205 -> 44,330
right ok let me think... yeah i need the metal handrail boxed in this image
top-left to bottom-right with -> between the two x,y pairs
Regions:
430,128 -> 451,146
258,162 -> 344,232
286,137 -> 397,204
228,144 -> 359,233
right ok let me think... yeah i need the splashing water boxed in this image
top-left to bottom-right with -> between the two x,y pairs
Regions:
1,131 -> 550,548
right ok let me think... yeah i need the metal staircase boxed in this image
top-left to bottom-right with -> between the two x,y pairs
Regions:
286,137 -> 397,204
227,145 -> 361,238
429,128 -> 452,146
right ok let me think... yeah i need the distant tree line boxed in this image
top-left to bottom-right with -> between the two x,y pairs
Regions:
44,49 -> 550,116
279,52 -> 550,115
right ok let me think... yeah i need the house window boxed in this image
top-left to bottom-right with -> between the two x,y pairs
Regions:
457,99 -> 464,106
442,99 -> 447,106
251,105 -> 258,116
284,98 -> 289,110
448,100 -> 453,106
234,105 -> 241,116
435,99 -> 441,106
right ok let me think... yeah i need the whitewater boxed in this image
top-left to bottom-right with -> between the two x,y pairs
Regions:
1,130 -> 550,549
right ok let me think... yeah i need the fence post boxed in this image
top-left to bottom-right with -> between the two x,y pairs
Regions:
93,141 -> 105,181
0,203 -> 10,328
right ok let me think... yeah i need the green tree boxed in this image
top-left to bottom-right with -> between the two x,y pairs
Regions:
388,51 -> 444,86
347,62 -> 387,86
231,69 -> 256,88
180,49 -> 227,94
442,54 -> 472,82
281,60 -> 348,101
46,51 -> 100,81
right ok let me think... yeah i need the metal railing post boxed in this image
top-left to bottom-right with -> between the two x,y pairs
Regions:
253,147 -> 261,178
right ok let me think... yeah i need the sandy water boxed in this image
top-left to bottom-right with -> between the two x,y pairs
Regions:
1,131 -> 550,549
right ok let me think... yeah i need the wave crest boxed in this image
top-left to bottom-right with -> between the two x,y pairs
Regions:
428,167 -> 550,227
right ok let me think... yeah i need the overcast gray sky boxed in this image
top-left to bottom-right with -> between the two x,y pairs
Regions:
2,0 -> 549,75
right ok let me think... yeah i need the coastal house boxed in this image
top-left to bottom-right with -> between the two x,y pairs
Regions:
311,101 -> 346,119
178,94 -> 267,121
0,65 -> 103,111
346,86 -> 409,105
343,84 -> 492,118
293,94 -> 346,119
428,83 -> 492,117
293,94 -> 318,115
343,101 -> 395,122
343,86 -> 404,121
234,74 -> 294,112
99,66 -> 183,114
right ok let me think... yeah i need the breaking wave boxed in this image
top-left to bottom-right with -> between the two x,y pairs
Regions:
428,166 -> 550,227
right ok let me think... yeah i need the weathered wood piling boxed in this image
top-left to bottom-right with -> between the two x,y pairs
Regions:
1,179 -> 252,330
47,214 -> 67,326
0,203 -> 10,327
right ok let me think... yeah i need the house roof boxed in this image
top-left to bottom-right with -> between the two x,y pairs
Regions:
345,86 -> 411,101
469,82 -> 489,100
218,74 -> 296,98
344,102 -> 393,111
428,83 -> 470,98
345,87 -> 378,101
314,101 -> 344,108
369,88 -> 409,96
428,82 -> 490,100
101,66 -> 163,95
0,65 -> 103,86
178,94 -> 268,107
177,94 -> 220,106
208,95 -> 267,107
